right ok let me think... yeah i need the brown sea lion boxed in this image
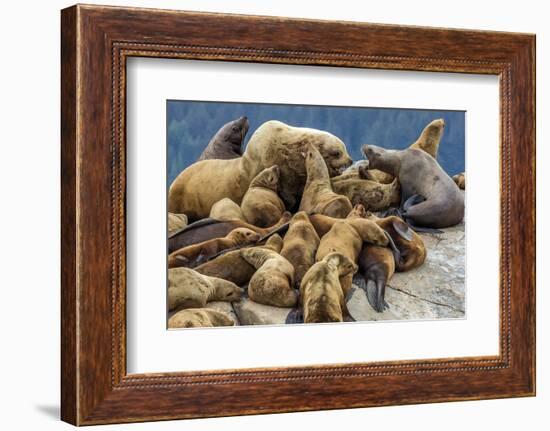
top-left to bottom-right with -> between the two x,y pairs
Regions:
240,247 -> 297,307
168,213 -> 188,235
308,204 -> 367,237
168,308 -> 235,328
198,116 -> 249,161
168,212 -> 291,253
299,143 -> 353,218
362,145 -> 464,228
356,244 -> 395,312
168,227 -> 260,268
316,218 -> 389,298
280,212 -> 320,289
168,268 -> 242,311
331,177 -> 401,211
453,172 -> 466,190
195,234 -> 283,286
300,252 -> 358,323
241,165 -> 285,227
169,121 -> 352,219
209,198 -> 245,221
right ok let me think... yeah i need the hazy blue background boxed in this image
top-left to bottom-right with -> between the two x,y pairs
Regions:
167,101 -> 465,185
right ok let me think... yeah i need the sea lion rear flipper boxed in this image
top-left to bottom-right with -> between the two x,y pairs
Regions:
402,194 -> 426,212
365,278 -> 388,313
384,231 -> 402,265
409,225 -> 444,235
168,217 -> 220,239
285,307 -> 304,324
392,219 -> 414,241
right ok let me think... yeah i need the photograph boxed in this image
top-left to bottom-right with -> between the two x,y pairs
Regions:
166,101 -> 466,328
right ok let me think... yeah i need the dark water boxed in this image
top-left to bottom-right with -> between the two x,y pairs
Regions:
167,100 -> 465,185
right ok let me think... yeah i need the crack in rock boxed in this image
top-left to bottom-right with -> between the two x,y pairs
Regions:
387,284 -> 465,313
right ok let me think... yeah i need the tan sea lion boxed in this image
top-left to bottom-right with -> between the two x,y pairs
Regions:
198,116 -> 249,161
453,172 -> 466,190
299,143 -> 353,218
168,308 -> 235,328
169,120 -> 352,219
356,244 -> 395,312
240,247 -> 297,307
309,204 -> 367,237
168,213 -> 188,235
209,198 -> 245,221
316,218 -> 390,297
241,165 -> 285,227
168,268 -> 242,311
168,212 -> 291,253
168,227 -> 260,268
300,252 -> 358,323
331,177 -> 400,211
362,144 -> 464,228
280,211 -> 320,289
331,160 -> 370,182
195,234 -> 283,286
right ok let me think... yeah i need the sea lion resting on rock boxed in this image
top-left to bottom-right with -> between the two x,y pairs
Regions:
168,267 -> 242,311
241,165 -> 285,228
331,177 -> 400,212
308,204 -> 367,237
240,247 -> 297,307
280,212 -> 320,289
168,308 -> 235,328
299,143 -> 353,218
356,244 -> 395,312
168,213 -> 188,235
198,116 -> 249,161
168,227 -> 260,268
168,212 -> 291,253
362,144 -> 464,228
301,252 -> 358,323
316,218 -> 390,298
169,120 -> 352,219
195,234 -> 284,286
453,172 -> 465,190
209,198 -> 246,221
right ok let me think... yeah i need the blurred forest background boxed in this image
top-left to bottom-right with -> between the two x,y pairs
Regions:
167,100 -> 465,185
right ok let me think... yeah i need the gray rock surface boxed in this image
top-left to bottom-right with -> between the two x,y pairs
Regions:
233,299 -> 292,325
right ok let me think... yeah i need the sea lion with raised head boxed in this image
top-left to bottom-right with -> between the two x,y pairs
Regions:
362,144 -> 464,228
198,116 -> 249,161
168,308 -> 235,328
241,165 -> 285,227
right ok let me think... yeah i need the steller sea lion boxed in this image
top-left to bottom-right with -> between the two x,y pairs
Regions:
168,212 -> 291,253
198,116 -> 249,161
362,144 -> 464,228
453,172 -> 465,190
240,247 -> 297,307
168,308 -> 235,328
209,198 -> 246,221
356,244 -> 395,312
168,268 -> 242,311
169,120 -> 352,219
299,143 -> 353,218
195,234 -> 283,286
241,165 -> 285,228
168,212 -> 188,235
280,211 -> 320,289
168,227 -> 260,268
300,252 -> 358,323
316,218 -> 390,298
308,204 -> 367,237
331,177 -> 401,212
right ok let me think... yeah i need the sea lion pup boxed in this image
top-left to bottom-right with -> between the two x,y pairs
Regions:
280,212 -> 320,288
356,245 -> 395,312
453,172 -> 466,190
198,116 -> 249,161
331,177 -> 401,212
240,247 -> 297,307
300,252 -> 358,323
241,165 -> 285,228
366,213 -> 427,272
309,204 -> 367,237
168,227 -> 260,268
168,213 -> 188,235
168,211 -> 291,253
299,144 -> 353,218
195,234 -> 283,286
209,198 -> 245,221
316,218 -> 390,297
169,120 -> 352,219
409,118 -> 445,159
362,144 -> 464,228
168,308 -> 234,329
168,268 -> 242,311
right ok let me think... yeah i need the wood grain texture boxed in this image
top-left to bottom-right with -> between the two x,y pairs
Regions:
60,4 -> 536,425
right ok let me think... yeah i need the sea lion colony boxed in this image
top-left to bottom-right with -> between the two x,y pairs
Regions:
167,117 -> 464,328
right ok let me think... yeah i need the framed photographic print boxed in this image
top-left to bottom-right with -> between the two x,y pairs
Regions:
61,4 -> 536,425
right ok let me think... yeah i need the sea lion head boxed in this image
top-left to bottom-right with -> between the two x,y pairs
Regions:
361,144 -> 399,176
218,116 -> 249,152
323,252 -> 358,277
227,227 -> 261,245
251,165 -> 280,190
213,278 -> 243,302
315,134 -> 353,177
347,204 -> 367,219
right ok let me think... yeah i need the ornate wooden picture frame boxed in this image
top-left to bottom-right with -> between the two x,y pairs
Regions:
61,4 -> 535,425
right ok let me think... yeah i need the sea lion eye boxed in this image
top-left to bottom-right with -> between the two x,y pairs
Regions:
333,150 -> 341,157
232,126 -> 239,132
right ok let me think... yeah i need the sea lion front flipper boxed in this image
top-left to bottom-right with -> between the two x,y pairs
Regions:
392,218 -> 414,241
402,194 -> 426,212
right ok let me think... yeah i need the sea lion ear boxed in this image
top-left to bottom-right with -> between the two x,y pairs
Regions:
392,219 -> 413,241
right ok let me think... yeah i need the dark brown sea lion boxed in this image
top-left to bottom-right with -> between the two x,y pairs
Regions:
198,116 -> 249,161
453,172 -> 466,190
168,212 -> 291,253
362,144 -> 464,228
356,245 -> 395,312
